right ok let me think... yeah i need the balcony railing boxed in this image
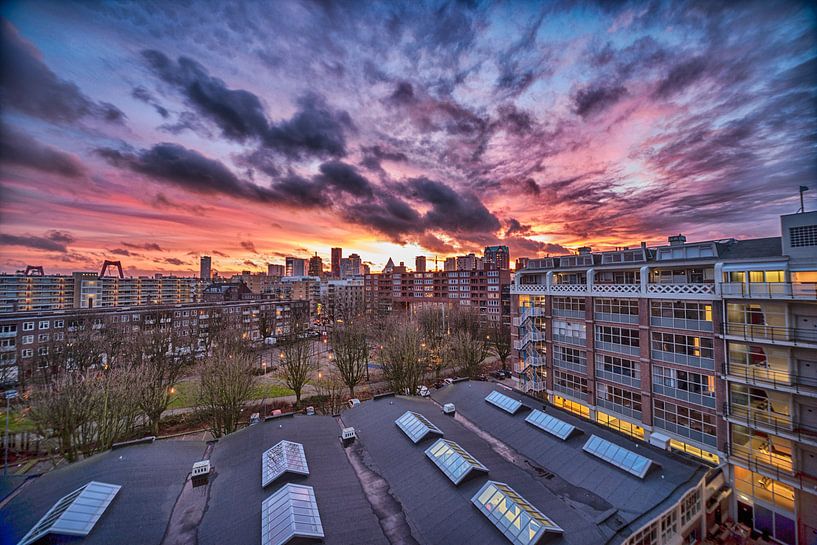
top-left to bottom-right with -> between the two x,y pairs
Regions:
653,417 -> 718,447
553,383 -> 590,402
651,349 -> 716,371
650,316 -> 713,332
552,333 -> 586,347
595,367 -> 641,389
729,405 -> 793,432
652,383 -> 717,409
552,308 -> 584,319
595,340 -> 641,357
595,397 -> 641,421
729,442 -> 794,475
726,362 -> 817,393
592,283 -> 641,295
595,312 -> 639,325
553,357 -> 587,374
647,283 -> 716,298
724,322 -> 817,346
721,282 -> 817,300
550,283 -> 587,295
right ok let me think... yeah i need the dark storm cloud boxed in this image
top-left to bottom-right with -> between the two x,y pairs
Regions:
265,172 -> 329,207
0,233 -> 70,252
573,84 -> 628,118
142,51 -> 351,159
504,218 -> 532,237
163,257 -> 185,266
1,21 -> 124,124
360,145 -> 408,171
316,161 -> 374,198
46,230 -> 75,244
240,240 -> 257,253
96,142 -> 275,201
406,177 -> 501,233
0,125 -> 86,178
108,248 -> 134,256
343,194 -> 423,241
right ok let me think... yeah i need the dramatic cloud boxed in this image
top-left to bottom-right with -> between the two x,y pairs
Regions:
1,2 -> 815,274
1,20 -> 124,123
0,232 -> 71,252
240,240 -> 257,253
0,125 -> 86,178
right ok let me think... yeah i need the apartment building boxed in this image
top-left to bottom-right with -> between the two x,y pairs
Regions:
0,299 -> 308,387
364,267 -> 511,323
510,212 -> 817,545
321,278 -> 365,323
0,271 -> 202,312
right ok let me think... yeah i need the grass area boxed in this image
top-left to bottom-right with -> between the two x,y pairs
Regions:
0,409 -> 37,434
168,380 -> 295,410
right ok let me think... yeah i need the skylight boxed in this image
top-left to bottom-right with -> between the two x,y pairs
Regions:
471,481 -> 563,545
261,483 -> 324,545
582,435 -> 653,479
485,390 -> 523,414
262,440 -> 310,487
395,410 -> 444,443
425,438 -> 489,485
17,481 -> 121,545
525,409 -> 576,441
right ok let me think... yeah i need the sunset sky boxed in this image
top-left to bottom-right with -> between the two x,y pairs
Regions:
0,1 -> 815,276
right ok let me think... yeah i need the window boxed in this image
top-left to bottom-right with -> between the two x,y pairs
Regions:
790,224 -> 817,247
653,399 -> 717,447
553,395 -> 589,418
596,325 -> 639,346
650,301 -> 712,329
23,322 -> 34,331
38,346 -> 48,356
54,332 -> 64,341
553,346 -> 586,373
21,349 -> 33,358
651,332 -> 713,365
660,511 -> 678,542
553,369 -> 589,399
627,524 -> 657,545
22,335 -> 33,344
652,366 -> 716,408
595,354 -> 640,388
552,297 -> 585,312
594,298 -> 638,317
596,411 -> 644,440
38,320 -> 49,329
0,325 -> 16,334
53,320 -> 64,328
0,339 -> 14,349
38,334 -> 49,343
596,383 -> 642,416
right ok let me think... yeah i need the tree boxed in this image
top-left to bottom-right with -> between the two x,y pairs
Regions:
488,320 -> 512,371
416,307 -> 448,383
330,320 -> 368,397
449,328 -> 491,379
312,371 -> 346,415
124,311 -> 193,435
196,335 -> 256,437
380,316 -> 426,395
278,336 -> 317,406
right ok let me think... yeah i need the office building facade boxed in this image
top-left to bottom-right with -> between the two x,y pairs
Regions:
200,256 -> 211,281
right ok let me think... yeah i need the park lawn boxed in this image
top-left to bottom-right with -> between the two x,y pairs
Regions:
0,409 -> 37,434
168,380 -> 294,409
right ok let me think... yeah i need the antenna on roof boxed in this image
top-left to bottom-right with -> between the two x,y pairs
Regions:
799,185 -> 810,213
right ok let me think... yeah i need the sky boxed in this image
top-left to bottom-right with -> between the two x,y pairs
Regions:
0,0 -> 815,276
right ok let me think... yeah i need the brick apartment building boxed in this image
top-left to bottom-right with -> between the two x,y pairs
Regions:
510,211 -> 817,545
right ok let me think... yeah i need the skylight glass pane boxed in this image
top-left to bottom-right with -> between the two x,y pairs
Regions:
471,481 -> 563,545
425,438 -> 489,485
18,481 -> 121,545
524,409 -> 576,440
262,440 -> 310,487
582,434 -> 653,479
395,411 -> 443,443
261,484 -> 324,545
485,390 -> 523,414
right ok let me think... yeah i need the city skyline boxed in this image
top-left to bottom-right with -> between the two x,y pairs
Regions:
1,1 -> 816,276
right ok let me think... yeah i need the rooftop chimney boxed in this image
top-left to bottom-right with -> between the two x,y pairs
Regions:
578,246 -> 592,255
668,234 -> 686,246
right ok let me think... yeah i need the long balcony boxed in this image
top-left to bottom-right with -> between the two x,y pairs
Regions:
721,282 -> 817,300
595,397 -> 641,420
592,283 -> 641,296
650,316 -> 713,332
512,280 -> 716,299
552,333 -> 586,347
726,362 -> 817,397
647,283 -> 715,298
553,383 -> 590,403
724,323 -> 817,347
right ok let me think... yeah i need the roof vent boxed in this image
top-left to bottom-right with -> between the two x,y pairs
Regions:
348,398 -> 361,408
341,427 -> 356,447
306,406 -> 315,416
577,246 -> 592,255
250,412 -> 261,425
668,234 -> 686,246
192,460 -> 211,487
443,403 -> 456,416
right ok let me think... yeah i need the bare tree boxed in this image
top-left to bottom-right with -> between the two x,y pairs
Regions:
449,328 -> 491,379
330,320 -> 368,397
416,307 -> 448,383
278,336 -> 317,407
196,335 -> 256,437
488,319 -> 512,371
312,371 -> 346,415
124,311 -> 193,435
380,317 -> 426,395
